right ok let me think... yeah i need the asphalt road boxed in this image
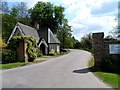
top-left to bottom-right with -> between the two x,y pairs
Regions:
2,49 -> 112,88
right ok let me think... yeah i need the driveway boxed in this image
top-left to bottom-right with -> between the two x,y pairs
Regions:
2,49 -> 112,88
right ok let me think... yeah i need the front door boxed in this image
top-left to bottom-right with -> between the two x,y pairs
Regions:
40,43 -> 45,55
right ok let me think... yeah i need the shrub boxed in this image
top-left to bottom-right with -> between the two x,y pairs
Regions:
2,49 -> 17,64
37,53 -> 43,57
49,50 -> 56,56
101,56 -> 119,73
36,48 -> 43,57
8,36 -> 38,62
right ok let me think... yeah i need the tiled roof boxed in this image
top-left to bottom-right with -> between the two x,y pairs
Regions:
16,22 -> 40,41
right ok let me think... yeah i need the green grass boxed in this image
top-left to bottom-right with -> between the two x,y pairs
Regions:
95,72 -> 118,88
88,57 -> 118,88
0,50 -> 71,70
0,60 -> 46,69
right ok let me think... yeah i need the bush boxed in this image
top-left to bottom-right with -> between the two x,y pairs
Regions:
101,56 -> 119,73
37,53 -> 43,57
2,49 -> 17,64
49,50 -> 56,56
36,48 -> 42,57
8,36 -> 38,62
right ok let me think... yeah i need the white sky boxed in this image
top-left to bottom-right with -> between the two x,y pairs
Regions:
4,0 -> 119,40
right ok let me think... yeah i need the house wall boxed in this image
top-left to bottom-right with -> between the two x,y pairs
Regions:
37,27 -> 48,43
14,28 -> 22,36
49,44 -> 60,54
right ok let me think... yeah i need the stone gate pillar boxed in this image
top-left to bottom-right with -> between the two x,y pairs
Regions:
92,32 -> 104,67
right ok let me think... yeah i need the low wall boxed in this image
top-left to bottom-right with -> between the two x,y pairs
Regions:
92,32 -> 120,67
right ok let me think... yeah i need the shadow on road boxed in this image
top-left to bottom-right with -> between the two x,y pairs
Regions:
73,66 -> 119,74
73,66 -> 101,74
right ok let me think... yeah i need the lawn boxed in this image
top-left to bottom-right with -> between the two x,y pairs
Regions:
88,57 -> 119,88
0,60 -> 46,69
1,50 -> 71,69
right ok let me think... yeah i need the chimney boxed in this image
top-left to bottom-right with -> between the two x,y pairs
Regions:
34,21 -> 39,30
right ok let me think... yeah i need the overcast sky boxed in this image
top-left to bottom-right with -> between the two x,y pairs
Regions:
6,0 -> 119,40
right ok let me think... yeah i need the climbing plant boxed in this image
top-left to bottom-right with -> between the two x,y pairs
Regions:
8,36 -> 38,61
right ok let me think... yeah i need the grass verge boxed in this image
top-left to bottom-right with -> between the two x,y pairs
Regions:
0,60 -> 46,69
88,57 -> 118,88
1,50 -> 71,70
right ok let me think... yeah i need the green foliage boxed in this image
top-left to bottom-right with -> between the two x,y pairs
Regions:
88,57 -> 118,88
88,57 -> 94,67
57,19 -> 74,48
0,37 -> 7,48
49,50 -> 56,56
2,49 -> 17,64
101,56 -> 119,73
109,17 -> 120,40
17,17 -> 32,27
37,53 -> 43,57
80,33 -> 93,52
72,37 -> 81,49
95,72 -> 118,88
0,60 -> 46,69
29,1 -> 65,33
8,36 -> 38,62
10,7 -> 19,18
2,14 -> 16,42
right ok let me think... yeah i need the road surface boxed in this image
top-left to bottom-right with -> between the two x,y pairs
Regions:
2,50 -> 112,88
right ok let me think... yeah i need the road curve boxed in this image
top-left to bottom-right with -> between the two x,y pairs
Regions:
2,49 -> 112,88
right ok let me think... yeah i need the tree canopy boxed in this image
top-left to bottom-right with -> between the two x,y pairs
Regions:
1,1 -> 80,49
2,14 -> 16,42
29,1 -> 65,33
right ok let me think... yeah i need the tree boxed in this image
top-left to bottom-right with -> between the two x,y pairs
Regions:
29,1 -> 65,33
2,2 -> 9,14
16,2 -> 28,18
57,19 -> 73,48
10,2 -> 31,26
80,33 -> 93,51
2,14 -> 16,42
73,37 -> 81,49
10,7 -> 19,18
0,0 -> 2,13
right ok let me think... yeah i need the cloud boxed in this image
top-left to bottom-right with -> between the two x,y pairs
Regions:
64,0 -> 118,40
6,0 -> 118,40
91,1 -> 118,16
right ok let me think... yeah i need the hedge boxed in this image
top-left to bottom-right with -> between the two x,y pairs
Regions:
2,49 -> 17,64
7,36 -> 39,62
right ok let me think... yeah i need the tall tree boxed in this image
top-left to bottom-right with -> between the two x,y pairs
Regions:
2,2 -> 9,14
0,0 -> 2,13
16,2 -> 28,18
57,19 -> 73,48
9,2 -> 31,26
109,17 -> 120,41
80,33 -> 93,50
10,7 -> 19,18
29,1 -> 65,33
2,14 -> 16,42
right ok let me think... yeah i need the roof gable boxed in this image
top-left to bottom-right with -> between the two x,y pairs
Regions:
7,22 -> 40,43
16,22 -> 40,41
7,22 -> 60,44
48,29 -> 60,44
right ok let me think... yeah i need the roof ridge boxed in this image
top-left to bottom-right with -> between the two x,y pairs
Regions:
17,22 -> 36,30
